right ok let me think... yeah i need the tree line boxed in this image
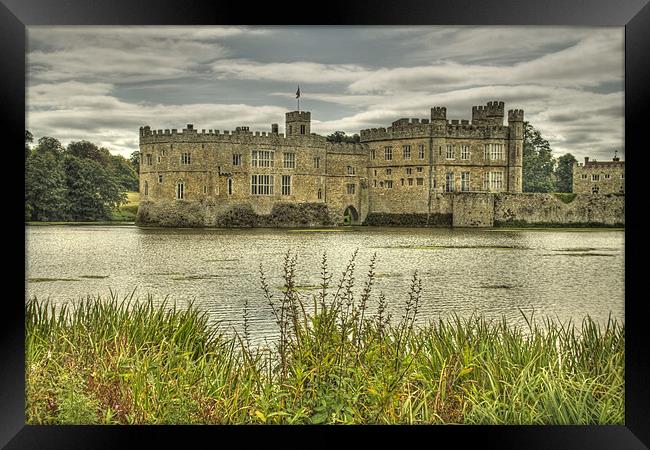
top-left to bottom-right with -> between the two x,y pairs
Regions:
25,131 -> 139,222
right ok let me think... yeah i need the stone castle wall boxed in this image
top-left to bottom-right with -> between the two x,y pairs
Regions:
136,102 -> 622,228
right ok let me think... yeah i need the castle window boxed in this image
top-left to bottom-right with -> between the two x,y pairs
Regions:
289,125 -> 293,135
176,181 -> 184,200
233,154 -> 242,166
374,169 -> 377,176
379,181 -> 384,187
592,186 -> 599,194
417,167 -> 423,173
281,175 -> 291,196
180,153 -> 191,165
283,152 -> 296,169
161,149 -> 165,156
406,167 -> 412,175
144,181 -> 148,196
403,145 -> 411,160
313,156 -> 320,169
604,173 -> 610,179
374,180 -> 377,187
461,172 -> 470,191
592,174 -> 600,181
491,144 -> 504,160
251,174 -> 274,195
203,186 -> 207,194
445,173 -> 454,192
228,178 -> 233,195
371,149 -> 376,160
317,188 -> 322,200
157,155 -> 161,163
416,178 -> 424,186
446,145 -> 454,160
386,168 -> 392,175
418,145 -> 425,159
300,125 -> 306,135
384,146 -> 393,160
251,150 -> 274,168
489,171 -> 503,190
408,178 -> 414,186
621,173 -> 624,179
460,145 -> 470,160
386,180 -> 393,189
158,174 -> 163,183
347,166 -> 356,175
401,178 -> 405,186
484,144 -> 490,159
581,174 -> 588,180
439,146 -> 442,156
347,183 -> 356,195
146,154 -> 152,165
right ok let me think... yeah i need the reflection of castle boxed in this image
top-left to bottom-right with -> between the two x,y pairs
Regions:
138,101 -> 527,226
573,155 -> 625,195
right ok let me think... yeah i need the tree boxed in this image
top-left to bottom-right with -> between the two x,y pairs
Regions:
25,150 -> 68,221
33,136 -> 64,159
67,141 -> 112,166
129,151 -> 140,174
326,131 -> 360,143
109,154 -> 139,191
555,153 -> 578,193
63,155 -> 126,221
25,130 -> 33,160
522,122 -> 555,193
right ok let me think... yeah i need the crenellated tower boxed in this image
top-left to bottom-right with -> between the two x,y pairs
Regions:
507,109 -> 524,193
485,101 -> 505,126
285,111 -> 311,136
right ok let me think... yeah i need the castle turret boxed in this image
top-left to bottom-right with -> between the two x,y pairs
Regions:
486,101 -> 505,126
507,108 -> 524,193
285,111 -> 311,136
471,106 -> 487,126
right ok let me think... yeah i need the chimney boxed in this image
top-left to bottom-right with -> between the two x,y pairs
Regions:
271,123 -> 278,134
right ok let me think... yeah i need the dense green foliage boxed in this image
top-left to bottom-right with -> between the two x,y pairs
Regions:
25,131 -> 138,221
26,252 -> 624,425
326,131 -> 360,143
523,122 -> 555,192
555,153 -> 578,193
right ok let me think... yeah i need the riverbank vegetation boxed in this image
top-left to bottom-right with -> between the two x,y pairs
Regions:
26,252 -> 624,425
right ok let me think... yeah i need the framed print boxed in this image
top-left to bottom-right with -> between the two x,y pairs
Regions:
3,0 -> 648,447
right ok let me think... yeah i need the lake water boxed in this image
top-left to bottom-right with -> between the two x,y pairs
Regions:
25,225 -> 625,343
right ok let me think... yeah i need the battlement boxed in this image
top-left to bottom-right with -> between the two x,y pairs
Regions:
431,107 -> 447,120
138,123 -> 340,146
486,101 -> 505,117
508,109 -> 524,122
286,111 -> 311,122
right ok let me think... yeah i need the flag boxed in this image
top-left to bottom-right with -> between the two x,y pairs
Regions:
296,86 -> 301,98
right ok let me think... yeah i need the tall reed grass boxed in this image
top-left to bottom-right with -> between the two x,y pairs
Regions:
26,251 -> 624,424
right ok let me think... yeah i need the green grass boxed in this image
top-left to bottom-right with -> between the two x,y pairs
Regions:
553,193 -> 577,204
26,252 -> 624,425
110,191 -> 139,222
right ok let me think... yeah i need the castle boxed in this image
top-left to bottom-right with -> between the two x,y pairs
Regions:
137,101 -> 529,227
573,155 -> 625,195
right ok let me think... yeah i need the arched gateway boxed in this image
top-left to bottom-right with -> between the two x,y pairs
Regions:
343,205 -> 359,225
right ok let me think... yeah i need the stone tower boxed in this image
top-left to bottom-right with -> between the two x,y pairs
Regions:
507,109 -> 524,193
285,111 -> 311,136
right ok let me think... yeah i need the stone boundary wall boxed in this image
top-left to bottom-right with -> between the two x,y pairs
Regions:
136,193 -> 624,228
493,193 -> 624,226
137,201 -> 333,228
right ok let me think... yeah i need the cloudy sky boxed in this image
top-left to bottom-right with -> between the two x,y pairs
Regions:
27,26 -> 624,161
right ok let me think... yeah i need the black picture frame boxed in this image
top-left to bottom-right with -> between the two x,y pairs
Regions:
3,0 -> 647,448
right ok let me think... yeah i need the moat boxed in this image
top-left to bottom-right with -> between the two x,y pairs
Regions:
26,225 -> 624,343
